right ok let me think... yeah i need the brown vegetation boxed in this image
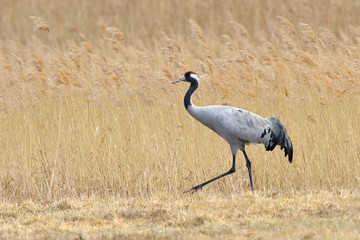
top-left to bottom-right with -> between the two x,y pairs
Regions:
1,0 -> 360,238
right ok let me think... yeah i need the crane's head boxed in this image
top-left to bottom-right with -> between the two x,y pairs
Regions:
172,71 -> 200,85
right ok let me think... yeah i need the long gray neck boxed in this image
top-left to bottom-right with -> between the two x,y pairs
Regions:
184,81 -> 198,109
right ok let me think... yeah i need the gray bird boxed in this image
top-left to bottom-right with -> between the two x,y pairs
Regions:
173,71 -> 293,193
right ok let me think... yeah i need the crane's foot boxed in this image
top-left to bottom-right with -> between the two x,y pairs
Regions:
184,184 -> 203,194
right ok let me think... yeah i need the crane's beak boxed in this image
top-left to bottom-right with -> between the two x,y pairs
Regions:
172,76 -> 186,84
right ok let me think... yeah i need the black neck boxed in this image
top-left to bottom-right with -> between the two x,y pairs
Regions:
184,80 -> 198,109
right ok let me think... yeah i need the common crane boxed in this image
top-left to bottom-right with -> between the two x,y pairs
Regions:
173,71 -> 293,193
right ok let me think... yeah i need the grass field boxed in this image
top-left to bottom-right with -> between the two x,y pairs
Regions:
1,0 -> 360,239
1,191 -> 359,239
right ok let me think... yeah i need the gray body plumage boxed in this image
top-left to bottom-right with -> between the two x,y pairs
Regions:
188,104 -> 293,162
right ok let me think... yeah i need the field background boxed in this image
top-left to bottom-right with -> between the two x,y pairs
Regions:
1,0 -> 360,239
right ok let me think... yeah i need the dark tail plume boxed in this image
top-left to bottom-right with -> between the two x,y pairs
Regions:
266,116 -> 293,163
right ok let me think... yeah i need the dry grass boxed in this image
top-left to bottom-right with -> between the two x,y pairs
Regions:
1,191 -> 360,239
1,0 -> 360,239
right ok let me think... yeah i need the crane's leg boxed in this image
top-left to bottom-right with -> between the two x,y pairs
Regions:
184,155 -> 236,194
242,150 -> 254,191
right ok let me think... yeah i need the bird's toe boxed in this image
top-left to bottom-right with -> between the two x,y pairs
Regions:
184,184 -> 203,194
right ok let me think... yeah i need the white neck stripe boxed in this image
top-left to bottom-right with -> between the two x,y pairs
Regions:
190,73 -> 200,82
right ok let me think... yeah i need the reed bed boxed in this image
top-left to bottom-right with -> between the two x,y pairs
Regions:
1,0 -> 360,202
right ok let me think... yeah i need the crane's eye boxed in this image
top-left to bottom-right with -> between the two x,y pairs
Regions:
185,71 -> 196,78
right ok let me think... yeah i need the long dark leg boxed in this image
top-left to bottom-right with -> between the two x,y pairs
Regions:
184,155 -> 236,194
242,150 -> 254,191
